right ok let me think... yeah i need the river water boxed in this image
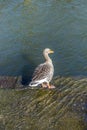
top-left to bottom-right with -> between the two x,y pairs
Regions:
0,0 -> 87,80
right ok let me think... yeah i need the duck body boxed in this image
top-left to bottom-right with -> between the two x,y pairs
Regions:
29,48 -> 55,88
29,62 -> 54,86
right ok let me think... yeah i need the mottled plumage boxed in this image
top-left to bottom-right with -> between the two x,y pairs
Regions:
29,48 -> 55,88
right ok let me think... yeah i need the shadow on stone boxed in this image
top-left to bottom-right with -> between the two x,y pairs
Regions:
21,64 -> 36,86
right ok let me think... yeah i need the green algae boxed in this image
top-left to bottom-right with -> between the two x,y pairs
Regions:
0,76 -> 87,130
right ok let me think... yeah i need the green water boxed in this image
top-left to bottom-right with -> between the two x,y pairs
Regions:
0,0 -> 87,79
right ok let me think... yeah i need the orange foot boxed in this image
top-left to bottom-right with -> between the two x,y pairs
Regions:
47,83 -> 56,89
42,83 -> 55,89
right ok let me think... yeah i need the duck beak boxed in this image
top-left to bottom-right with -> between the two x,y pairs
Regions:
50,50 -> 54,53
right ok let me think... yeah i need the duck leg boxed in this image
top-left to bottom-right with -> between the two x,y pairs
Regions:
42,83 -> 48,88
47,83 -> 55,89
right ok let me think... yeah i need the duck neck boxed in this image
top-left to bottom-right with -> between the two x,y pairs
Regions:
43,52 -> 52,63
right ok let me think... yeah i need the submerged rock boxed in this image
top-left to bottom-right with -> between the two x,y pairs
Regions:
0,76 -> 87,130
0,76 -> 22,89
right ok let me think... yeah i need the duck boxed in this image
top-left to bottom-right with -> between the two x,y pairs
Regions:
29,48 -> 55,88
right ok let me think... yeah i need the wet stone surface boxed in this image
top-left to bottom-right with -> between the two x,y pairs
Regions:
0,76 -> 87,130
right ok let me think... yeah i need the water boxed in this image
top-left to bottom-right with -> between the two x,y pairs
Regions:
0,0 -> 87,79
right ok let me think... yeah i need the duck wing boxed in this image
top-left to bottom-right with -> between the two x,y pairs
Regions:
32,63 -> 50,81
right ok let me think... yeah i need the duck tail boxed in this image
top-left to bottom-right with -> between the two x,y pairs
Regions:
29,81 -> 40,87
